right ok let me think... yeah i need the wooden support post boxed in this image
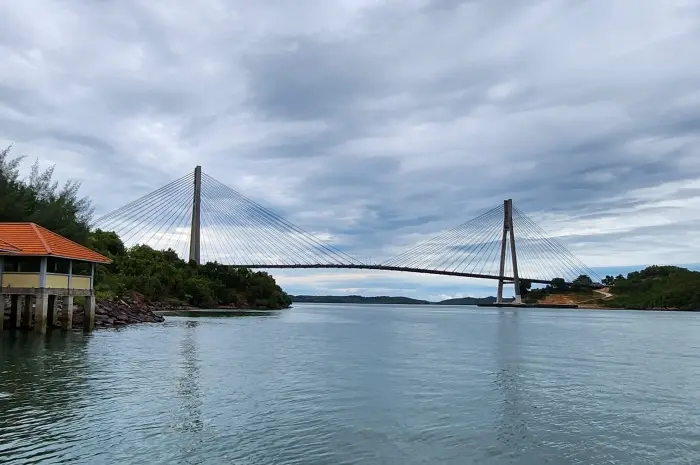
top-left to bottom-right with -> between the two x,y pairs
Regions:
10,295 -> 20,329
21,295 -> 34,329
35,291 -> 48,333
47,295 -> 58,327
61,296 -> 74,330
84,295 -> 96,332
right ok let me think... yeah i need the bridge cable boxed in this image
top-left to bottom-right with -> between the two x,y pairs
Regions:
200,178 -> 282,264
201,177 -> 323,265
93,174 -> 193,241
381,204 -> 502,269
200,176 -> 328,265
202,173 -> 360,266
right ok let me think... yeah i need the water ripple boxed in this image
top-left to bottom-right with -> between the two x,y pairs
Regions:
2,306 -> 700,464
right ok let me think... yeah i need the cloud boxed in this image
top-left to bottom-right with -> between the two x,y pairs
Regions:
1,0 -> 699,297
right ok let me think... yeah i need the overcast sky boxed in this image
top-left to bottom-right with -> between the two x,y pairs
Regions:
1,0 -> 699,300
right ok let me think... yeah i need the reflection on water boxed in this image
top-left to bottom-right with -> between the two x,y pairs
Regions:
174,321 -> 204,463
495,310 -> 529,455
0,330 -> 90,464
2,305 -> 700,464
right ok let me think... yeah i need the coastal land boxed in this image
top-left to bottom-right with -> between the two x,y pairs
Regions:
292,265 -> 700,312
291,295 -> 499,305
1,147 -> 291,330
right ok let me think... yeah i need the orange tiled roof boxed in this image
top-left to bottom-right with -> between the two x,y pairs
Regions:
0,223 -> 112,264
0,238 -> 21,253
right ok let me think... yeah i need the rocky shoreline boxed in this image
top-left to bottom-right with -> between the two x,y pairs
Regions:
69,296 -> 168,329
3,293 -> 288,330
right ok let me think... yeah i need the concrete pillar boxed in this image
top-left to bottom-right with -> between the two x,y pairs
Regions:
47,295 -> 58,327
189,165 -> 202,264
35,292 -> 49,333
21,295 -> 34,329
506,199 -> 522,305
61,295 -> 74,330
0,294 -> 5,332
84,295 -> 96,332
9,295 -> 20,329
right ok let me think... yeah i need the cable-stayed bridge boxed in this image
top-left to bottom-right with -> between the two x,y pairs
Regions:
93,166 -> 597,303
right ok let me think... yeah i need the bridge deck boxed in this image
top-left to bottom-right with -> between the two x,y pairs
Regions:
238,264 -> 554,285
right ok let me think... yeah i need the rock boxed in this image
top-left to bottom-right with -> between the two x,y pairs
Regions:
67,296 -> 166,329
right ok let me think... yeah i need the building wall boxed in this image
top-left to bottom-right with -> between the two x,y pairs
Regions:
1,272 -> 92,290
46,274 -> 69,288
71,276 -> 91,290
1,272 -> 40,288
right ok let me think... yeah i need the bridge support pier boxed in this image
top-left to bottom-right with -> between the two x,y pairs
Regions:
497,199 -> 522,305
189,165 -> 202,265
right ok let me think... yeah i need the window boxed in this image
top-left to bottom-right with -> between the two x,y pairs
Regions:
47,258 -> 71,274
3,257 -> 19,272
4,257 -> 42,272
72,261 -> 91,276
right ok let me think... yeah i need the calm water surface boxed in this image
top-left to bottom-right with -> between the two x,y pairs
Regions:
2,304 -> 700,464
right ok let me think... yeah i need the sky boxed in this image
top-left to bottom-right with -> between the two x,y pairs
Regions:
1,0 -> 699,300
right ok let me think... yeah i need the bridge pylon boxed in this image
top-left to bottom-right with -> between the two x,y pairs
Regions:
188,165 -> 202,265
497,199 -> 521,304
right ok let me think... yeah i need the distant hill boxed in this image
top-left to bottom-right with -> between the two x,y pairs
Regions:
290,295 -> 502,305
291,295 -> 430,305
437,296 -> 501,305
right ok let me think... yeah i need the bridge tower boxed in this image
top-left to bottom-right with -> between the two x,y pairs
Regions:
497,199 -> 522,304
189,166 -> 202,265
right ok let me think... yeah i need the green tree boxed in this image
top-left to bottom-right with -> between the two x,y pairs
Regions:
571,274 -> 594,291
0,146 -> 92,243
519,279 -> 532,296
551,277 -> 568,290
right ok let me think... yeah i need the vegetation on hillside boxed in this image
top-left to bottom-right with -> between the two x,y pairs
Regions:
602,266 -> 700,310
522,275 -> 597,303
88,230 -> 291,309
1,146 -> 291,309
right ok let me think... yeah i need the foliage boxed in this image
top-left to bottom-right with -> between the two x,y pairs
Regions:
518,279 -> 532,296
0,146 -> 93,243
89,232 -> 291,309
0,146 -> 291,309
523,275 -> 593,303
571,274 -> 594,291
604,266 -> 700,310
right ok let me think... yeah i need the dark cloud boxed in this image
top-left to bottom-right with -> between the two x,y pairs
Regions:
1,0 -> 699,296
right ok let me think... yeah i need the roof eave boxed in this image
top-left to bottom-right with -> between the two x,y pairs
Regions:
0,252 -> 112,264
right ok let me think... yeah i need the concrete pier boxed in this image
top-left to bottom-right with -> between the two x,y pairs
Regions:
62,295 -> 74,330
21,296 -> 34,329
84,295 -> 96,332
47,295 -> 58,327
1,291 -> 94,333
9,295 -> 20,329
34,292 -> 48,333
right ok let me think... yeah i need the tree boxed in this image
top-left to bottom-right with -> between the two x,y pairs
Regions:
602,275 -> 615,286
519,279 -> 532,296
551,277 -> 568,290
571,274 -> 594,291
0,146 -> 93,243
